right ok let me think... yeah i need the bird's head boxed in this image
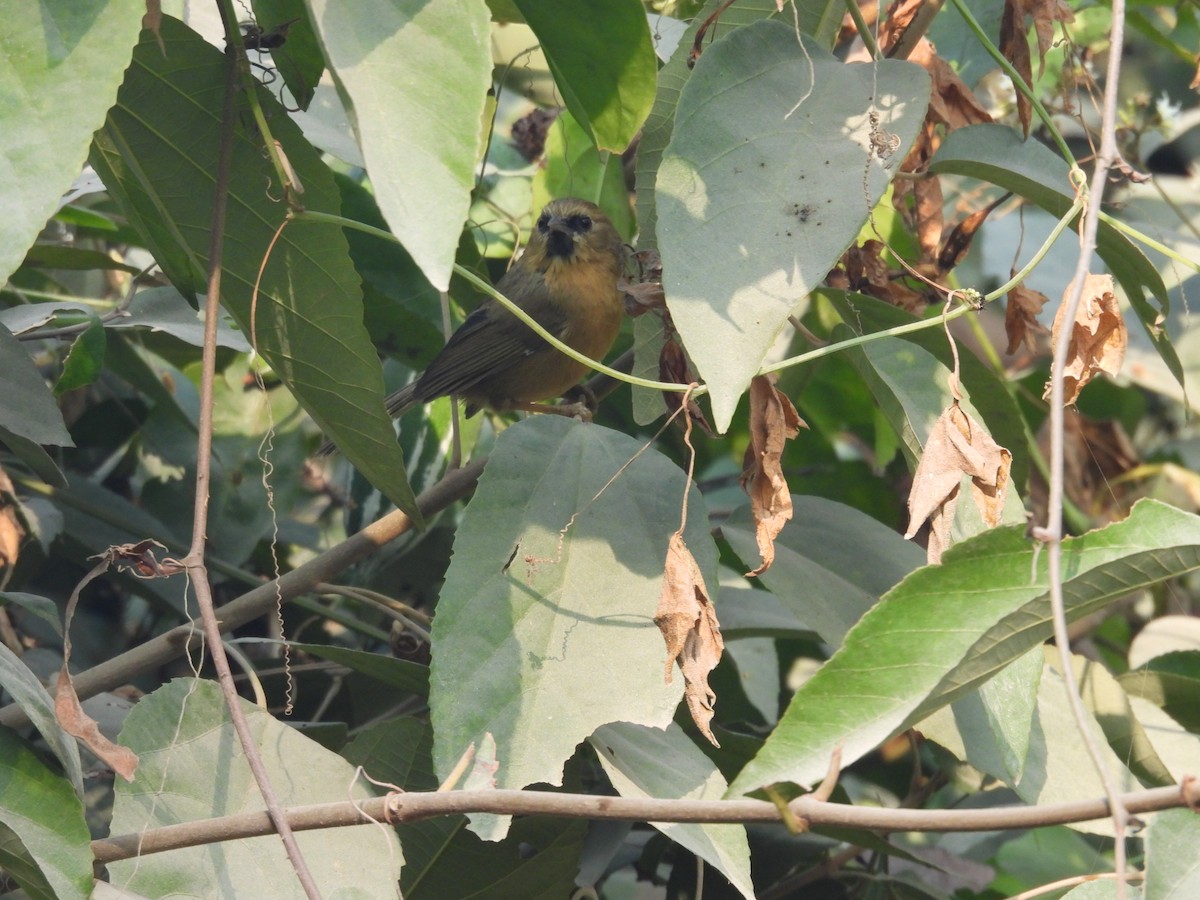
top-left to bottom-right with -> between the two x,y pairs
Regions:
523,198 -> 624,272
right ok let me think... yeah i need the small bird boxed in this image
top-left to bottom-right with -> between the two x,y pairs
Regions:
382,197 -> 626,419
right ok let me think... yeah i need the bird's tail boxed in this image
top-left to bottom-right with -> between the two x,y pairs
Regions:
313,383 -> 420,457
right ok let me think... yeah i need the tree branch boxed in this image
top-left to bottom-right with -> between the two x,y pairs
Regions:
93,779 -> 1200,865
0,458 -> 486,732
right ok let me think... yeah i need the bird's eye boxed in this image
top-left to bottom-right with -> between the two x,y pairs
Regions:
568,215 -> 593,233
536,213 -> 551,232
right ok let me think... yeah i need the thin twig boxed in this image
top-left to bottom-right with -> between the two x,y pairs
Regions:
185,10 -> 321,895
1036,4 -> 1134,896
0,458 -> 486,732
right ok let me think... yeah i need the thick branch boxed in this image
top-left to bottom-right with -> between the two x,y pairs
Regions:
93,780 -> 1200,865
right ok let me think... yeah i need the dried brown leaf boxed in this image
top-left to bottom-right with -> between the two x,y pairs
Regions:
914,173 -> 945,262
1004,284 -> 1050,355
52,540 -> 183,781
55,667 -> 139,780
906,402 -> 1012,564
937,194 -> 1008,273
655,533 -> 724,746
1043,273 -> 1127,405
908,39 -> 994,131
1026,0 -> 1074,78
660,339 -> 715,436
740,374 -> 805,576
877,0 -> 926,51
1000,0 -> 1034,136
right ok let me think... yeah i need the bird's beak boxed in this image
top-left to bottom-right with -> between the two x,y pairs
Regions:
544,219 -> 575,260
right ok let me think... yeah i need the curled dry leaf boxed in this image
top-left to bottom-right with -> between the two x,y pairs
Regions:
654,533 -> 724,746
620,248 -> 665,317
1004,284 -> 1050,355
1026,0 -> 1075,78
53,540 -> 183,780
906,401 -> 1012,564
908,39 -> 993,131
1043,273 -> 1127,405
740,374 -> 805,576
55,670 -> 139,781
937,193 -> 1009,274
1001,0 -> 1075,135
660,338 -> 714,436
1000,0 -> 1034,136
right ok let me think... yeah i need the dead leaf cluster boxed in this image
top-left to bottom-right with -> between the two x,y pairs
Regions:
1004,283 -> 1051,356
740,374 -> 805,576
54,540 -> 184,781
1043,273 -> 1127,405
906,401 -> 1013,564
654,533 -> 724,747
1000,0 -> 1076,135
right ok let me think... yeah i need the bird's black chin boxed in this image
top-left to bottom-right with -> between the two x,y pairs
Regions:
545,229 -> 575,260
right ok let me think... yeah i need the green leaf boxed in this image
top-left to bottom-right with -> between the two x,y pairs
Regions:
111,287 -> 252,350
430,417 -> 716,813
721,496 -> 925,644
531,110 -> 636,239
0,643 -> 83,797
53,315 -> 106,396
929,123 -> 1182,393
921,655 -> 1147,835
635,0 -> 843,249
0,592 -> 63,637
657,21 -> 930,431
1145,809 -> 1200,898
1120,651 -> 1200,733
250,0 -> 325,110
821,288 -> 1030,489
0,0 -> 145,287
1070,653 -> 1175,788
293,642 -> 429,695
91,16 -> 420,520
591,722 -> 755,899
0,727 -> 92,900
109,678 -> 403,897
0,425 -> 67,487
728,500 -> 1200,795
970,646 -> 1042,784
1,291 -> 248,351
1060,882 -> 1141,899
0,326 -> 72,446
513,0 -> 657,152
19,244 -> 140,273
1128,696 -> 1200,783
344,718 -> 588,899
307,0 -> 491,290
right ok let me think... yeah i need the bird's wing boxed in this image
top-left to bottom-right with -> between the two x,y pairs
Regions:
412,273 -> 568,401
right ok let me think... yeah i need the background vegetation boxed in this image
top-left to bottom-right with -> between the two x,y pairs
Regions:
2,0 -> 1200,897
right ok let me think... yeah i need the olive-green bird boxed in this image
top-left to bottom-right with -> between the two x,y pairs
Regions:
383,197 -> 626,419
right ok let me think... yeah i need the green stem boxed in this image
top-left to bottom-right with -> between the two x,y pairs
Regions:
985,198 -> 1084,302
761,297 -> 979,376
843,0 -> 880,59
1102,212 -> 1200,275
947,0 -> 1077,168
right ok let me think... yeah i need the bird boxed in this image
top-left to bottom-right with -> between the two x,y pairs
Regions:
382,197 -> 626,420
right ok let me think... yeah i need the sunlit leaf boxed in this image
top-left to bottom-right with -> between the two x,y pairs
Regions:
657,21 -> 929,430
